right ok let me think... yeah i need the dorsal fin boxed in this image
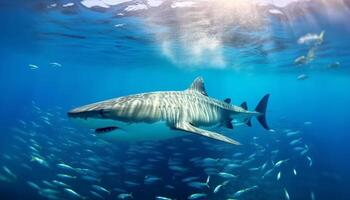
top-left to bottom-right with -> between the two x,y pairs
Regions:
240,102 -> 248,110
188,77 -> 208,96
224,98 -> 231,104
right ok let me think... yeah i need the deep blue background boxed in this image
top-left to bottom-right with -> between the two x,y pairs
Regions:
1,1 -> 350,199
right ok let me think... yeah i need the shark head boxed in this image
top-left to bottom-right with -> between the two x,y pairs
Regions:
67,98 -> 128,134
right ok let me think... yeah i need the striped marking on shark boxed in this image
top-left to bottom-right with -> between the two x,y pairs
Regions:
67,77 -> 270,145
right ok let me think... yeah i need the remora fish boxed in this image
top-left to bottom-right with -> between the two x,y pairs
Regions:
68,77 -> 270,145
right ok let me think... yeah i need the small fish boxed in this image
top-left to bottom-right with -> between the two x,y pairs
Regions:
31,156 -> 49,167
188,193 -> 207,199
307,156 -> 313,167
248,153 -> 256,159
293,168 -> 297,176
182,176 -> 199,182
57,174 -> 76,179
52,180 -> 70,188
297,31 -> 325,45
155,196 -> 173,200
277,171 -> 281,180
274,159 -> 289,168
57,163 -> 75,171
261,161 -> 268,170
48,3 -> 57,8
304,121 -> 312,125
286,131 -> 300,137
201,158 -> 218,165
300,149 -> 308,156
294,56 -> 307,65
294,147 -> 304,151
213,180 -> 230,194
118,193 -> 133,199
226,163 -> 241,169
188,181 -> 209,189
81,175 -> 100,182
169,165 -> 188,172
27,181 -> 40,190
248,167 -> 260,171
39,188 -> 60,196
262,168 -> 274,179
290,138 -> 302,145
62,3 -> 74,7
64,188 -> 85,199
28,64 -> 39,70
114,24 -> 125,28
310,191 -> 315,200
90,191 -> 104,199
165,185 -> 175,190
233,152 -> 244,157
218,172 -> 237,179
50,62 -> 62,67
92,185 -> 110,195
144,175 -> 161,185
268,9 -> 284,15
0,174 -> 14,183
2,166 -> 16,179
297,74 -> 309,80
269,129 -> 276,132
284,188 -> 290,200
232,185 -> 258,198
42,180 -> 55,188
188,176 -> 210,189
232,189 -> 245,198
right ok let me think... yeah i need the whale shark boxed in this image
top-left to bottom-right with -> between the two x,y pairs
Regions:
68,77 -> 270,145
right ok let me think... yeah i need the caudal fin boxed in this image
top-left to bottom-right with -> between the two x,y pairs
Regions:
255,94 -> 270,130
205,175 -> 211,188
319,30 -> 325,41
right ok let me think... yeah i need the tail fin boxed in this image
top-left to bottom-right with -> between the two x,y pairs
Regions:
319,30 -> 325,41
206,176 -> 210,188
255,94 -> 270,130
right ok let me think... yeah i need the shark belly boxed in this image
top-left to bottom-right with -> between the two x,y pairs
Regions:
99,121 -> 187,142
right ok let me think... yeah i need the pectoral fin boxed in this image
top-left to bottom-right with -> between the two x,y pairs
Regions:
174,122 -> 241,145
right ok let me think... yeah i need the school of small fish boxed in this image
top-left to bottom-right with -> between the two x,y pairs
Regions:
0,101 -> 316,199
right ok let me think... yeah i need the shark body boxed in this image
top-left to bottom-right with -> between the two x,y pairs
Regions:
68,77 -> 270,145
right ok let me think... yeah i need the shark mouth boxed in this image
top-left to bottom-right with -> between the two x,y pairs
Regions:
95,126 -> 118,134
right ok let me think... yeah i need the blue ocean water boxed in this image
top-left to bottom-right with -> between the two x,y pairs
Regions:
1,0 -> 350,200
